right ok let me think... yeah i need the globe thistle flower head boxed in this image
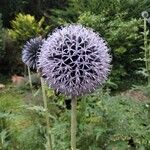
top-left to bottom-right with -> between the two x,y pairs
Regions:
22,36 -> 44,69
141,11 -> 149,18
38,24 -> 111,96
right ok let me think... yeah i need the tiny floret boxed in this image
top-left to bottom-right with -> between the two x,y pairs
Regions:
22,36 -> 44,69
38,24 -> 111,96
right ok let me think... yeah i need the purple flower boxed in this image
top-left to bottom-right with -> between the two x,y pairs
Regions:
38,24 -> 111,96
22,36 -> 44,69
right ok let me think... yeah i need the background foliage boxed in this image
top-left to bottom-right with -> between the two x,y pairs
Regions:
0,14 -> 5,60
0,0 -> 150,89
0,88 -> 150,149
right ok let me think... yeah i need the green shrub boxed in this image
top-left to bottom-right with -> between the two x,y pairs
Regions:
78,11 -> 143,90
1,87 -> 150,149
4,13 -> 50,75
46,90 -> 150,149
0,13 -> 5,60
0,89 -> 46,150
0,90 -> 24,149
8,13 -> 48,44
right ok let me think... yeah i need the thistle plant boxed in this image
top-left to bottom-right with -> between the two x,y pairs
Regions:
22,37 -> 53,150
38,24 -> 111,150
141,11 -> 150,85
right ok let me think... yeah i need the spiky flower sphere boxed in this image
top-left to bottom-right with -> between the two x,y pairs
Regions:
38,24 -> 111,96
22,36 -> 44,69
141,11 -> 149,18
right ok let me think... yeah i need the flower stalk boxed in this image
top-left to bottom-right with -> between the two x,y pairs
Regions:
71,97 -> 77,150
27,66 -> 33,95
40,77 -> 53,150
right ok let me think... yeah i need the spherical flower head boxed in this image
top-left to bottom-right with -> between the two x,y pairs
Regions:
38,24 -> 111,96
141,11 -> 149,18
22,36 -> 44,69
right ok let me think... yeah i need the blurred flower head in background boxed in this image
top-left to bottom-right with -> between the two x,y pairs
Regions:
38,24 -> 111,96
22,36 -> 44,69
141,11 -> 149,18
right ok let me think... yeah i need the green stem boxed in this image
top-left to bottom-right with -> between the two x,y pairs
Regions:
144,17 -> 150,85
27,66 -> 33,95
148,40 -> 150,84
71,97 -> 77,150
24,64 -> 27,77
40,77 -> 52,150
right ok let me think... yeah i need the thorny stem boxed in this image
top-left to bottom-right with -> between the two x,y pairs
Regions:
41,77 -> 52,150
71,97 -> 77,150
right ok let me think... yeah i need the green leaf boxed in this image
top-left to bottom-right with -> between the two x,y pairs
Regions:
38,17 -> 45,27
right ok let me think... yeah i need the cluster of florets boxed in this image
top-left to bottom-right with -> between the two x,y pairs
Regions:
22,24 -> 111,96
